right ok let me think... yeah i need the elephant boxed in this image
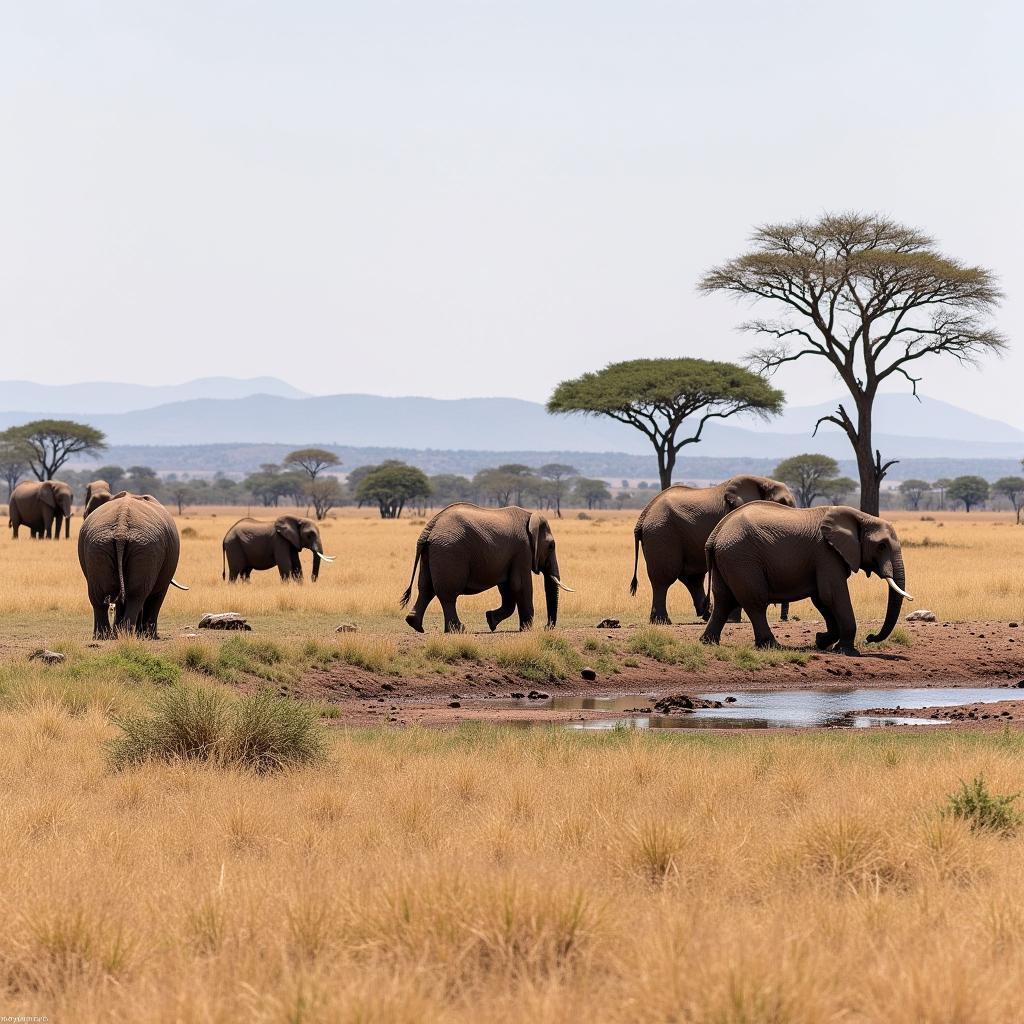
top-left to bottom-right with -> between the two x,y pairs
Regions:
700,502 -> 912,656
78,492 -> 189,638
222,515 -> 335,582
84,479 -> 112,518
400,503 -> 573,633
630,475 -> 796,623
9,479 -> 74,539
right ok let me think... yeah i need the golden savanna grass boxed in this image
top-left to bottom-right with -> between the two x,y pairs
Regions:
0,505 -> 1021,640
3,700 -> 1024,1022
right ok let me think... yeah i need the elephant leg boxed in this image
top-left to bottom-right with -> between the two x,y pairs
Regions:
682,573 -> 710,621
821,584 -> 859,656
779,602 -> 790,622
439,595 -> 464,634
701,578 -> 738,645
810,596 -> 839,651
486,581 -> 517,632
648,577 -> 672,624
405,567 -> 435,633
746,605 -> 780,649
115,598 -> 145,636
141,589 -> 169,639
516,577 -> 535,631
92,604 -> 112,639
290,550 -> 303,581
728,607 -> 743,623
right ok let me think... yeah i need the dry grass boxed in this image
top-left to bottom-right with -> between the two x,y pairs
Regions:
0,506 -> 1019,642
2,701 -> 1024,1020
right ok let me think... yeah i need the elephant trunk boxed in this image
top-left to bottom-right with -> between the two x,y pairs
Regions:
65,512 -> 70,539
311,548 -> 321,582
867,551 -> 907,644
543,553 -> 562,627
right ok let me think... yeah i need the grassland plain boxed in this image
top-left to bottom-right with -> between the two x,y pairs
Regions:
3,699 -> 1024,1021
1,508 -> 1024,1019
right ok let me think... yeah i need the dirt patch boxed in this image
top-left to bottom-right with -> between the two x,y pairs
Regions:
280,620 -> 1024,729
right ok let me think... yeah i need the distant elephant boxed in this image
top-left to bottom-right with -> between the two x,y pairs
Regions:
701,502 -> 912,655
400,503 -> 573,633
630,475 -> 796,623
221,515 -> 335,582
84,479 -> 112,518
78,492 -> 189,638
9,479 -> 74,539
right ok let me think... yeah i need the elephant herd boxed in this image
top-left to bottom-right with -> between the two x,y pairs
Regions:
6,472 -> 912,654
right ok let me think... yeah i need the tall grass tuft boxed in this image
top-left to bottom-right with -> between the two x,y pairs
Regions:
944,776 -> 1022,836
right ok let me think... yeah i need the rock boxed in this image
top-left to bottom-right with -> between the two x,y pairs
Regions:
448,701 -> 461,708
1011,622 -> 1020,628
653,693 -> 724,714
198,612 -> 252,631
905,609 -> 937,622
580,667 -> 597,681
596,618 -> 621,629
725,696 -> 737,703
29,649 -> 66,665
510,692 -> 525,699
335,623 -> 358,633
181,632 -> 199,638
527,690 -> 549,700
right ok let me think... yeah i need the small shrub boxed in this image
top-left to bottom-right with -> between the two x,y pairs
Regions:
494,635 -> 578,682
109,685 -> 325,773
337,636 -> 399,674
102,645 -> 181,686
944,776 -> 1022,836
424,636 -> 483,664
214,638 -> 286,680
627,628 -> 706,670
180,526 -> 198,538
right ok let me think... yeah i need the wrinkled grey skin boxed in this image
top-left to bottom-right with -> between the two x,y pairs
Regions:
83,479 -> 112,519
400,503 -> 566,633
78,492 -> 183,638
222,515 -> 329,582
9,479 -> 74,539
630,475 -> 796,623
701,502 -> 909,656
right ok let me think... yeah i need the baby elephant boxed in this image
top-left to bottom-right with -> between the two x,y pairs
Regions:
701,502 -> 912,656
78,492 -> 189,638
400,503 -> 573,633
222,515 -> 335,582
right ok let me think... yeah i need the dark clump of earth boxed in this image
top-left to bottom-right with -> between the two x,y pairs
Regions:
653,693 -> 724,714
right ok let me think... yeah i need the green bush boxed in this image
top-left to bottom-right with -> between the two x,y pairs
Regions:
944,776 -> 1022,836
100,645 -> 181,686
109,685 -> 325,774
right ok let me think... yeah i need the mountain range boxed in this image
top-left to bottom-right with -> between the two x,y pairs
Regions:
0,378 -> 1021,474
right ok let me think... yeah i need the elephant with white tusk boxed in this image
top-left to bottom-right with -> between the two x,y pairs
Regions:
400,503 -> 571,633
701,502 -> 911,656
78,492 -> 187,638
222,515 -> 334,582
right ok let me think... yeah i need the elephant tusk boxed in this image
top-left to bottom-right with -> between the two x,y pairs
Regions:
170,579 -> 190,591
316,552 -> 335,562
550,576 -> 574,593
884,576 -> 913,601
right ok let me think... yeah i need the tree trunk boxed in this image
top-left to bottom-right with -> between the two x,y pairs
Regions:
658,444 -> 675,490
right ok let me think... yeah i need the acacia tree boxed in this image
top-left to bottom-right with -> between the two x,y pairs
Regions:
1,420 -> 107,480
700,213 -> 1006,515
993,476 -> 1024,523
356,462 -> 431,518
947,475 -> 989,512
932,477 -> 952,511
283,448 -> 341,481
0,438 -> 31,498
898,478 -> 931,511
539,464 -> 578,518
547,358 -> 783,489
772,454 -> 839,507
823,476 -> 858,505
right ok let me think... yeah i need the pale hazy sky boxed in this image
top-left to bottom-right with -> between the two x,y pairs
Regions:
2,2 -> 1020,422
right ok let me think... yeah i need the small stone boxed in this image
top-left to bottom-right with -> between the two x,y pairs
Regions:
527,690 -> 549,700
29,649 -> 66,665
905,609 -> 937,622
596,618 -> 621,629
1010,622 -> 1019,628
725,696 -> 737,703
511,692 -> 525,699
198,612 -> 251,631
448,701 -> 461,708
335,623 -> 358,633
581,667 -> 597,681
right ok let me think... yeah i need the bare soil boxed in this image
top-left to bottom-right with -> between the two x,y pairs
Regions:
275,620 -> 1024,730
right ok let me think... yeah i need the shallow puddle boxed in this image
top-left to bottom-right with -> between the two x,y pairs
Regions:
507,687 -> 1018,730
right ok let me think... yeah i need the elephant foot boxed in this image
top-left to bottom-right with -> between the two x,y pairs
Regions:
485,610 -> 499,632
518,620 -> 534,632
754,638 -> 781,650
404,614 -> 425,634
650,613 -> 672,625
835,644 -> 861,657
815,631 -> 838,651
699,631 -> 720,646
444,623 -> 466,634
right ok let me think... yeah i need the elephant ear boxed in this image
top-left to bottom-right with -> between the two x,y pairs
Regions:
821,509 -> 861,574
527,512 -> 544,573
276,516 -> 301,549
39,483 -> 56,508
724,479 -> 756,509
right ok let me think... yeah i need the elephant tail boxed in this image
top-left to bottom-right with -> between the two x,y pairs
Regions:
113,536 -> 127,607
629,523 -> 642,597
399,542 -> 424,609
222,542 -> 226,581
